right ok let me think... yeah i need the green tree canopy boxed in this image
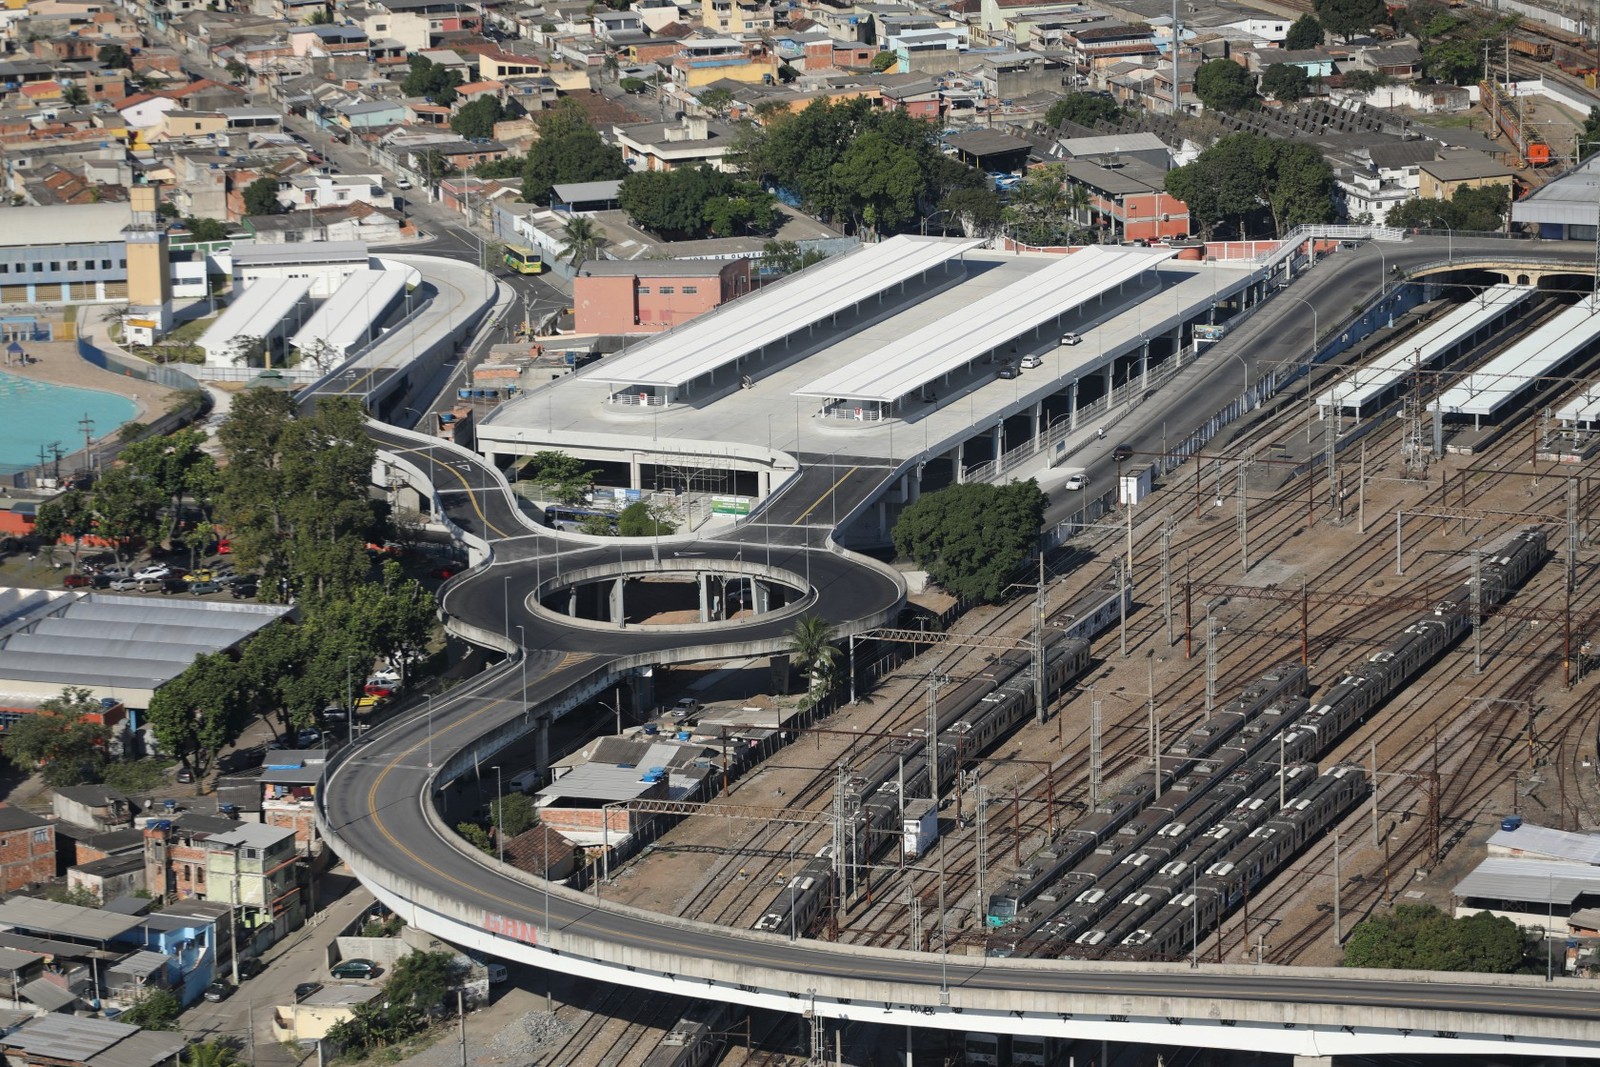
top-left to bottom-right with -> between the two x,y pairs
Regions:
558,215 -> 604,265
787,615 -> 839,701
1581,106 -> 1600,161
1261,63 -> 1314,102
1313,0 -> 1388,41
522,109 -> 628,204
88,465 -> 162,563
450,96 -> 506,140
1343,904 -> 1526,973
402,55 -> 464,104
1424,36 -> 1483,84
619,76 -> 647,94
33,489 -> 95,572
1283,14 -> 1324,49
242,177 -> 281,217
490,790 -> 536,837
1194,59 -> 1257,112
619,165 -> 776,239
870,51 -> 896,72
181,217 -> 230,241
616,500 -> 677,536
760,239 -> 828,275
1001,164 -> 1088,247
1341,68 -> 1391,93
520,451 -> 598,506
938,185 -> 1003,237
1385,182 -> 1509,232
146,652 -> 249,781
1165,132 -> 1334,239
120,427 -> 216,546
893,481 -> 1048,603
97,44 -> 131,70
184,1039 -> 242,1067
1,687 -> 109,787
120,988 -> 181,1030
62,84 -> 88,107
1044,92 -> 1122,129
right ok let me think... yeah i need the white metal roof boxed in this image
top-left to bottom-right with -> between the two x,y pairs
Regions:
231,240 -> 370,267
289,269 -> 408,359
198,277 -> 313,361
1438,294 -> 1600,418
597,235 -> 984,391
0,202 -> 131,249
1557,377 -> 1600,425
1454,856 -> 1600,905
1490,824 -> 1600,864
1316,285 -> 1534,413
793,246 -> 1177,404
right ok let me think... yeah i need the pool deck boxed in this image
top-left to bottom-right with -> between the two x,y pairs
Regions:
7,306 -> 174,430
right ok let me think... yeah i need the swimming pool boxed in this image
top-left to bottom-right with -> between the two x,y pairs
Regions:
0,369 -> 138,475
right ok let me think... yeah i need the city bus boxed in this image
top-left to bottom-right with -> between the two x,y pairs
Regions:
503,243 -> 544,275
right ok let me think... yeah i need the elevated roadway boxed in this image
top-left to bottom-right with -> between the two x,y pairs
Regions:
326,237 -> 1600,1061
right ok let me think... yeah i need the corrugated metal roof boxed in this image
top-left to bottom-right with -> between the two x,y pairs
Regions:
0,898 -> 144,942
1438,295 -> 1600,418
1453,856 -> 1600,905
537,763 -> 654,803
17,977 -> 80,1012
1489,823 -> 1600,864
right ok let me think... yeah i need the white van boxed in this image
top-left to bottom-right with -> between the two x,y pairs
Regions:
507,769 -> 540,793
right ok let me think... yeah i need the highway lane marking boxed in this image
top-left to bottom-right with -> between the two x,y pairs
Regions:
387,442 -> 513,539
789,467 -> 858,526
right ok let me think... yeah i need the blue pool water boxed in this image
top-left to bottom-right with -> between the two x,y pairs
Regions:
0,369 -> 138,474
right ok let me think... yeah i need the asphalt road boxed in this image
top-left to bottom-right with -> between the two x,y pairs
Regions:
328,239 -> 1600,1033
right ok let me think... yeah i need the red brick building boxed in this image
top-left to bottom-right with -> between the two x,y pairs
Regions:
0,807 -> 56,893
574,258 -> 751,335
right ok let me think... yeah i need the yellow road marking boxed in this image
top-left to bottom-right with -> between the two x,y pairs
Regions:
790,467 -> 857,525
387,442 -> 511,539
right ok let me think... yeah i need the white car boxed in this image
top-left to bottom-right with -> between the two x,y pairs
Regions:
133,564 -> 171,582
1060,333 -> 1083,346
1063,473 -> 1090,492
1019,355 -> 1043,369
394,178 -> 412,190
109,576 -> 143,591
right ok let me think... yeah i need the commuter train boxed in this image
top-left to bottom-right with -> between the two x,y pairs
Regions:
641,1002 -> 738,1067
753,575 -> 1130,937
985,527 -> 1548,959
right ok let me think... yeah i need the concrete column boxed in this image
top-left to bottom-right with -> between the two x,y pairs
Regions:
698,573 -> 711,623
1032,400 -> 1043,448
1104,362 -> 1115,403
629,453 -> 642,491
567,587 -> 578,617
1140,340 -> 1150,390
759,468 -> 771,498
954,442 -> 966,484
897,472 -> 910,502
877,499 -> 888,540
1292,1057 -> 1334,1067
991,422 -> 1003,467
754,580 -> 772,614
1069,380 -> 1079,430
534,715 -> 551,775
908,465 -> 921,503
610,577 -> 625,626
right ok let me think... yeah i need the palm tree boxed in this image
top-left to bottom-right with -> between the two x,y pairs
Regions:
788,615 -> 839,701
559,215 -> 604,265
184,1040 -> 242,1067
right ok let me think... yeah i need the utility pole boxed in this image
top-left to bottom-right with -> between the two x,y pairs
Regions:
1117,557 -> 1128,658
1161,518 -> 1174,647
1236,461 -> 1249,572
1089,693 -> 1103,810
1333,830 -> 1342,946
1204,606 -> 1218,717
1148,652 -> 1161,802
974,775 -> 986,931
1033,550 -> 1047,723
1358,439 -> 1367,533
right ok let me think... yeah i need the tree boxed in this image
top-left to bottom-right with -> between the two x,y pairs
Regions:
457,821 -> 493,853
120,988 -> 181,1030
616,500 -> 677,536
350,561 -> 437,687
1,687 -> 109,787
1385,183 -> 1509,232
121,427 -> 216,546
184,1040 -> 242,1067
401,55 -> 464,105
306,6 -> 332,23
490,791 -> 536,837
1165,132 -> 1334,239
450,96 -> 505,140
146,652 -> 250,781
939,186 -> 1003,237
1193,59 -> 1256,112
1283,14 -> 1324,49
697,86 -> 735,117
620,166 -> 776,240
1261,63 -> 1313,102
34,489 -> 95,572
1313,0 -> 1388,41
1579,107 -> 1600,161
1341,68 -> 1391,93
1002,164 -> 1088,247
1044,92 -> 1121,129
760,239 -> 828,275
242,178 -> 281,217
522,109 -> 628,204
870,51 -> 896,72
225,59 -> 248,82
558,214 -> 604,265
520,451 -> 598,506
97,44 -> 131,70
892,481 -> 1048,604
619,77 -> 647,93
61,83 -> 88,107
833,130 -> 923,236
787,615 -> 839,700
181,217 -> 230,242
1343,904 -> 1526,973
1424,36 -> 1483,85
87,465 -> 161,564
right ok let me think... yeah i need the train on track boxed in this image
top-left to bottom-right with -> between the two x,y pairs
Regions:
753,575 -> 1130,937
984,527 -> 1549,960
641,1002 -> 740,1067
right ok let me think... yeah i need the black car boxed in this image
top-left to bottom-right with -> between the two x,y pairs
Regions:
230,580 -> 259,600
996,363 -> 1018,380
294,982 -> 322,1001
237,957 -> 264,979
203,980 -> 233,1002
1111,442 -> 1134,462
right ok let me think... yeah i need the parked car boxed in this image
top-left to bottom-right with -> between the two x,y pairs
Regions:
394,178 -> 412,190
176,767 -> 194,784
189,580 -> 225,596
296,727 -> 322,748
203,980 -> 233,1002
109,576 -> 142,591
237,956 -> 263,978
294,982 -> 321,1001
134,564 -> 171,582
671,697 -> 700,718
62,573 -> 91,589
230,580 -> 260,599
353,694 -> 389,714
97,564 -> 134,580
183,569 -> 213,583
331,958 -> 380,980
367,668 -> 401,687
159,577 -> 188,595
1060,332 -> 1083,346
1019,354 -> 1043,369
364,681 -> 398,698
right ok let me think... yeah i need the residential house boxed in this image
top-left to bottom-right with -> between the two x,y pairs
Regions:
143,813 -> 237,903
879,76 -> 942,119
1066,22 -> 1159,69
574,258 -> 751,334
1247,47 -> 1337,79
671,36 -> 776,88
0,1014 -> 184,1067
1061,157 -> 1190,242
204,823 -> 303,941
594,9 -> 643,38
67,853 -> 146,903
149,109 -> 228,141
260,750 -> 324,853
337,98 -> 409,130
613,114 -> 733,172
288,24 -> 371,57
1333,139 -> 1439,222
51,787 -> 133,833
367,0 -> 479,38
503,822 -> 579,881
280,172 -> 394,210
476,47 -> 546,82
1350,43 -> 1421,80
700,0 -> 773,35
272,985 -> 382,1044
0,808 -> 56,894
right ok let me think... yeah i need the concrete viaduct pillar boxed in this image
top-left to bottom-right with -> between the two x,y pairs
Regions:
610,577 -> 625,626
698,573 -> 711,622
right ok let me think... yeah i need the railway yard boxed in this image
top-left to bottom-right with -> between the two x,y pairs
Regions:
503,275 -> 1600,1067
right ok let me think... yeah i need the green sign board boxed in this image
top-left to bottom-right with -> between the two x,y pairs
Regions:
711,496 -> 752,515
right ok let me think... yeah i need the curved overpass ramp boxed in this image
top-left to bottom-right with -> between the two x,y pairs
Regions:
325,246 -> 1600,1061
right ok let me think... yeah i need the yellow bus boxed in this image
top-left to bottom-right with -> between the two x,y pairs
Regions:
503,243 -> 544,274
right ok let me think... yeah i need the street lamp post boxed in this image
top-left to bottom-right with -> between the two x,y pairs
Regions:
1429,213 -> 1453,265
426,694 -> 434,769
516,624 -> 527,718
491,765 -> 504,865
